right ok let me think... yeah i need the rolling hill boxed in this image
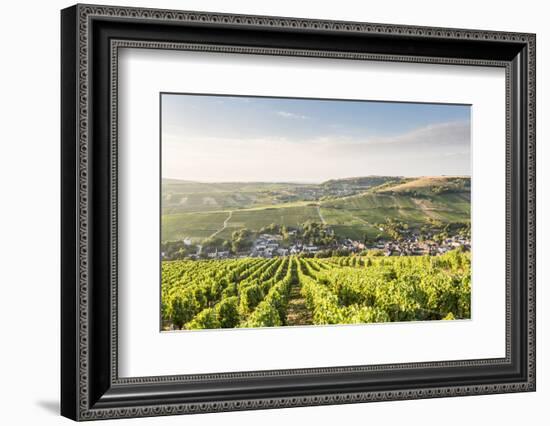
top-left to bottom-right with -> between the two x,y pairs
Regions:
161,176 -> 470,243
319,176 -> 470,240
161,176 -> 398,214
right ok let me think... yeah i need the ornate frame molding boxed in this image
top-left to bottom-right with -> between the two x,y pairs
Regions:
61,4 -> 535,421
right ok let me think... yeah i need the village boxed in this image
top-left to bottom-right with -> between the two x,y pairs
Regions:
197,229 -> 471,260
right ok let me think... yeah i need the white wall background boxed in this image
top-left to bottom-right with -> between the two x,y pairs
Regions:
0,0 -> 546,424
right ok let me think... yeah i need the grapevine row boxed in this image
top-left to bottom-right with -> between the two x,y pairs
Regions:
161,249 -> 471,330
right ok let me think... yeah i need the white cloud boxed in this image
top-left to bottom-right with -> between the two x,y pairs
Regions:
368,121 -> 470,147
162,120 -> 471,182
276,111 -> 309,120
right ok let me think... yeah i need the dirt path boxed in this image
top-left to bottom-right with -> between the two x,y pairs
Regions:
208,211 -> 233,239
285,282 -> 313,326
411,198 -> 443,220
350,214 -> 369,225
316,205 -> 327,225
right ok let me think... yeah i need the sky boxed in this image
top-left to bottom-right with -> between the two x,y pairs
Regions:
161,93 -> 471,183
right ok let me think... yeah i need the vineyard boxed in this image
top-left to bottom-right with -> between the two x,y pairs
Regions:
161,250 -> 471,330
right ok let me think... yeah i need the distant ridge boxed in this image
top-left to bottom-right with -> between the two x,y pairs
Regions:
161,175 -> 471,242
163,175 -> 469,186
376,176 -> 470,194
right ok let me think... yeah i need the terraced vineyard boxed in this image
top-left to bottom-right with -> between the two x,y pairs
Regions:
161,176 -> 471,244
161,250 -> 471,330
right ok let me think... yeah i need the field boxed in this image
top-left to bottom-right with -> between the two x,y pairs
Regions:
161,211 -> 229,242
161,176 -> 471,243
161,250 -> 471,330
229,205 -> 321,229
161,176 -> 397,214
320,191 -> 470,239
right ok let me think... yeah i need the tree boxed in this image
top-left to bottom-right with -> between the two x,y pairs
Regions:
298,220 -> 336,246
259,223 -> 280,234
161,240 -> 197,260
380,218 -> 406,241
231,228 -> 252,253
202,237 -> 229,251
281,225 -> 289,241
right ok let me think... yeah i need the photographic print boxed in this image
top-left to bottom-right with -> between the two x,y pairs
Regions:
61,7 -> 536,418
160,94 -> 472,331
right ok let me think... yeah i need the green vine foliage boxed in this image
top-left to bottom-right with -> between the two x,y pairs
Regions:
162,250 -> 471,330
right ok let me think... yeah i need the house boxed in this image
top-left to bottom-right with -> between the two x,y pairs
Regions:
350,240 -> 365,250
412,247 -> 425,255
260,234 -> 281,241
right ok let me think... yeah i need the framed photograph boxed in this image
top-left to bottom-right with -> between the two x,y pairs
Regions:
61,4 -> 536,421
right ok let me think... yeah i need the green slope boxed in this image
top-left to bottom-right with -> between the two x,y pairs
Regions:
318,177 -> 470,240
161,176 -> 470,243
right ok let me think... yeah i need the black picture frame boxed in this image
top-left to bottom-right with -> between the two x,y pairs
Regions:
61,4 -> 536,421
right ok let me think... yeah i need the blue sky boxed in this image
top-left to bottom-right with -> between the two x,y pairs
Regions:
162,93 -> 471,182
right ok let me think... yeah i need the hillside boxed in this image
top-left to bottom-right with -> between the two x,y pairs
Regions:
162,176 -> 400,214
319,176 -> 470,240
161,176 -> 471,243
375,176 -> 470,195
